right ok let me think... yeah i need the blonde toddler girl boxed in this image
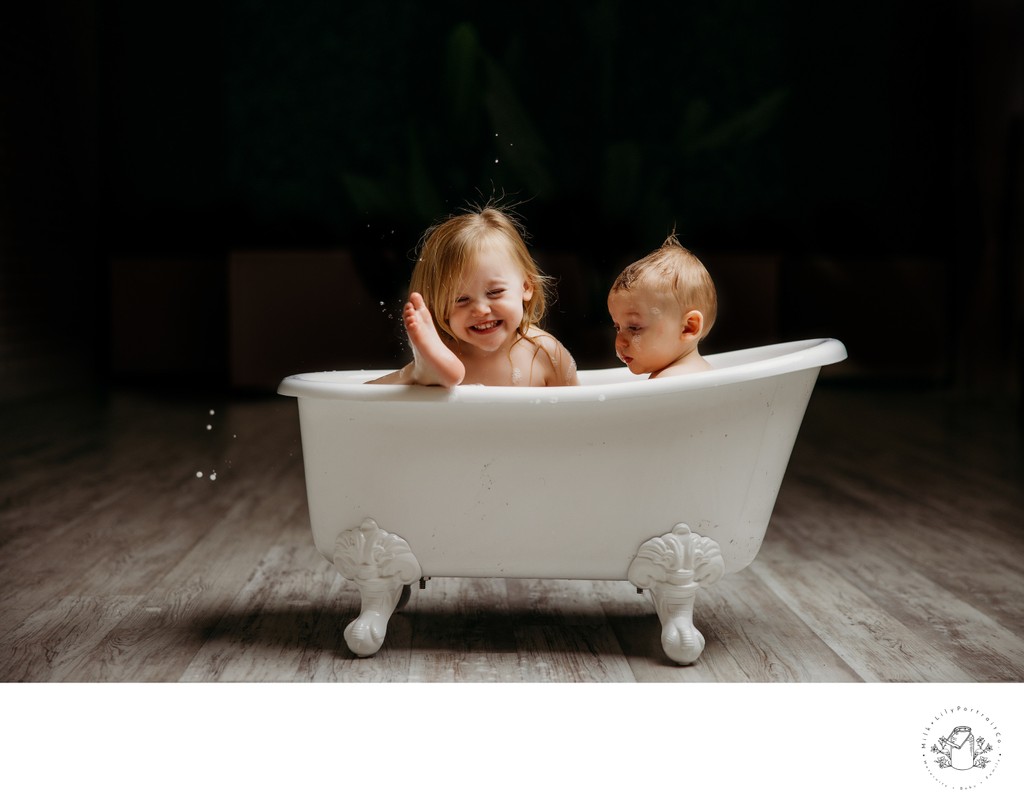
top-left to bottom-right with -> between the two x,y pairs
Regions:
371,205 -> 578,387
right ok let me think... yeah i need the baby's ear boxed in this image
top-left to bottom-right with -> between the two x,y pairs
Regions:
682,310 -> 705,338
522,278 -> 535,302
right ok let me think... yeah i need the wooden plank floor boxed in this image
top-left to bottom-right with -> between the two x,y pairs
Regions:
2,384 -> 1023,682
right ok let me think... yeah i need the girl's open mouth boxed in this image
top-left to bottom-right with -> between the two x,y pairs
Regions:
470,320 -> 502,334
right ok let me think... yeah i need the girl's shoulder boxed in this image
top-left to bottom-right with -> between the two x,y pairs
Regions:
523,326 -> 566,351
520,327 -> 578,386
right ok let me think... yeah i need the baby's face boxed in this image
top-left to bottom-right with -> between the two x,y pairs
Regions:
608,289 -> 688,375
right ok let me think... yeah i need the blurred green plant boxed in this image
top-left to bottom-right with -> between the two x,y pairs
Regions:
340,12 -> 788,249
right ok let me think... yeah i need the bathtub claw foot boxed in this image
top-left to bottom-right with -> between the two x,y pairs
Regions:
628,524 -> 724,665
334,519 -> 422,657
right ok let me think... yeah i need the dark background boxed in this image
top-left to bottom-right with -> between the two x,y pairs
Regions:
2,0 -> 1022,401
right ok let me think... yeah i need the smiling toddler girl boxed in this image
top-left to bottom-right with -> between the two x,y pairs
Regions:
370,205 -> 578,387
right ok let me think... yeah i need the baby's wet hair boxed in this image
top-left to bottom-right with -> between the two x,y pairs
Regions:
610,232 -> 717,338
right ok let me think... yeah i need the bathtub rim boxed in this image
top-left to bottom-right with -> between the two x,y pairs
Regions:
276,336 -> 846,404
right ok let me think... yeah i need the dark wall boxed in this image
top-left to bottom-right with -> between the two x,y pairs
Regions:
3,1 -> 1022,399
96,1 -> 965,253
1,3 -> 100,400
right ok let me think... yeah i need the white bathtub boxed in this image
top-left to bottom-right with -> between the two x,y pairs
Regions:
278,337 -> 847,664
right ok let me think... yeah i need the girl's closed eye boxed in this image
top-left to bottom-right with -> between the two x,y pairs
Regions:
487,288 -> 506,297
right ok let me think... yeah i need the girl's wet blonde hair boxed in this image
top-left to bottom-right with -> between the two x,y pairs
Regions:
409,204 -> 550,344
610,232 -> 718,339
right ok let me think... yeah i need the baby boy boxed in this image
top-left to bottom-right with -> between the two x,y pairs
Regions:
607,234 -> 717,378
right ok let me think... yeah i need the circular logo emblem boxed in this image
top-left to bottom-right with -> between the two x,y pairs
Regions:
922,706 -> 1002,790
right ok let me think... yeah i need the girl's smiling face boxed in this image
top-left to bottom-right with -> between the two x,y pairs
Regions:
446,242 -> 534,354
608,289 -> 689,375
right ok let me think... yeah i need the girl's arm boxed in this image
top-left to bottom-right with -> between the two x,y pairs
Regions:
367,365 -> 413,384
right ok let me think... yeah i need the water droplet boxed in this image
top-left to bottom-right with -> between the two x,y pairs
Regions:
494,159 -> 499,163
379,301 -> 384,306
196,471 -> 203,478
206,424 -> 212,430
209,472 -> 217,481
209,409 -> 215,415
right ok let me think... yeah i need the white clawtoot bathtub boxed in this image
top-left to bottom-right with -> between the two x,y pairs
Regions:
278,337 -> 846,665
